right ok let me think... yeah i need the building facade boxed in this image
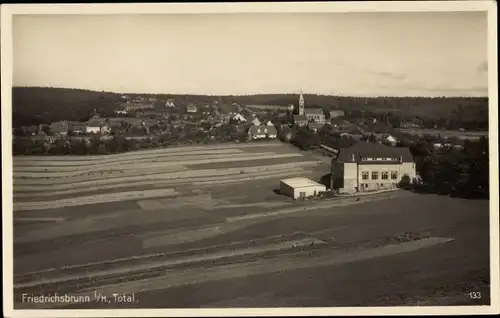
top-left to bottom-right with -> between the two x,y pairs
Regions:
248,124 -> 277,140
186,104 -> 198,113
331,142 -> 416,194
304,108 -> 325,123
293,115 -> 308,127
280,177 -> 326,200
329,110 -> 345,119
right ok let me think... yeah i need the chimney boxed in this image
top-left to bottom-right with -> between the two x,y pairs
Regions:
351,153 -> 355,162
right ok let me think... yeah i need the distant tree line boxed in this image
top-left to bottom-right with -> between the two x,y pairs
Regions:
12,123 -> 250,156
12,87 -> 488,130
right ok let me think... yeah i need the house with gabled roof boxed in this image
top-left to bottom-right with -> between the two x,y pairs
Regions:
248,125 -> 278,140
251,117 -> 261,126
165,99 -> 175,107
86,117 -> 110,134
331,142 -> 416,194
186,103 -> 197,113
232,113 -> 248,123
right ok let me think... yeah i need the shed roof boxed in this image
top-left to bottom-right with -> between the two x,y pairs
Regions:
281,177 -> 324,189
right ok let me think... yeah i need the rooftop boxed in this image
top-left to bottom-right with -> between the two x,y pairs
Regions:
294,115 -> 308,121
334,142 -> 414,163
304,108 -> 324,115
281,177 -> 324,188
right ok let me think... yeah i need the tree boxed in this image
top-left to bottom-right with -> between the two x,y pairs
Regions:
398,175 -> 411,188
292,127 -> 320,150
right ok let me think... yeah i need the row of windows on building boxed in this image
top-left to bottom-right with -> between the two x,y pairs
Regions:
360,157 -> 402,162
361,171 -> 398,181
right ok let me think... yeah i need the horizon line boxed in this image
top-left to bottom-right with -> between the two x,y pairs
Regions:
12,85 -> 489,99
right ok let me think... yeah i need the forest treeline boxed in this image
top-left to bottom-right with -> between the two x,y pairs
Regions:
12,87 -> 488,129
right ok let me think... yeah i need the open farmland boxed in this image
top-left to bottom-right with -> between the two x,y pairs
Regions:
13,142 -> 324,210
12,141 -> 490,308
396,128 -> 489,140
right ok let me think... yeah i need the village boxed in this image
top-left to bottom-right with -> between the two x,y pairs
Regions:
13,92 -> 481,157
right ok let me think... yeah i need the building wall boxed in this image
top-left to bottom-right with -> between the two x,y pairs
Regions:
86,127 -> 100,134
306,113 -> 325,123
358,163 -> 403,191
334,162 -> 417,193
330,110 -> 344,118
280,182 -> 326,199
279,181 -> 294,198
401,162 -> 417,181
341,163 -> 358,193
293,185 -> 326,199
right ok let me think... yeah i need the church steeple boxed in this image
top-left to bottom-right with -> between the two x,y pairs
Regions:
298,90 -> 305,116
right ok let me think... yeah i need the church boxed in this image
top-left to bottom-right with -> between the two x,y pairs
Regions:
292,92 -> 325,126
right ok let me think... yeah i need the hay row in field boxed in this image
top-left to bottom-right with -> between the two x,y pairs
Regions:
14,161 -> 319,191
14,166 -> 309,199
13,153 -> 305,179
13,188 -> 179,212
13,152 -> 281,174
13,166 -> 189,185
193,170 -> 308,186
13,149 -> 245,168
13,142 -> 284,162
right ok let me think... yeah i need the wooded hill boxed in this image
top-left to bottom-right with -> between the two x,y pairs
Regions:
12,87 -> 489,129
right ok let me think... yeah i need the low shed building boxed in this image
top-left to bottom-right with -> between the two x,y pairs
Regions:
279,177 -> 327,200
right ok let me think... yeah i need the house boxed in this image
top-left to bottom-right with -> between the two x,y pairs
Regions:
86,118 -> 110,134
220,113 -> 233,124
248,125 -> 278,140
240,108 -> 254,119
165,99 -> 175,108
115,109 -> 128,115
279,177 -> 326,200
331,142 -> 416,194
304,108 -> 325,123
186,104 -> 198,113
308,122 -> 325,133
123,103 -> 154,112
251,117 -> 261,126
329,110 -> 345,119
293,115 -> 308,127
381,134 -> 397,146
49,121 -> 69,136
70,122 -> 88,134
232,113 -> 247,123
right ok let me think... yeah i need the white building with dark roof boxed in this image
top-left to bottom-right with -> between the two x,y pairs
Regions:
248,125 -> 277,140
279,177 -> 326,200
331,142 -> 416,193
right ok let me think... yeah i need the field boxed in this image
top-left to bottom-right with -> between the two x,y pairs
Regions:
12,141 -> 491,308
396,128 -> 489,140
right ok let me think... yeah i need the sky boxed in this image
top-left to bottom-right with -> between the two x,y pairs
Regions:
12,12 -> 489,97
